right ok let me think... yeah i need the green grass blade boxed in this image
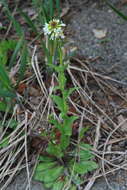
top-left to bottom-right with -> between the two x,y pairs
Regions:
106,1 -> 127,20
55,0 -> 61,18
0,64 -> 12,90
9,36 -> 24,69
17,41 -> 28,84
42,5 -> 49,22
32,0 -> 47,24
19,9 -> 38,34
0,102 -> 8,112
0,90 -> 16,98
1,0 -> 23,36
49,0 -> 54,19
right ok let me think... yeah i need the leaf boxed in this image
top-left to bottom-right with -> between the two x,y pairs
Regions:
78,143 -> 94,161
71,175 -> 83,185
79,149 -> 93,161
19,9 -> 38,34
63,87 -> 78,99
79,126 -> 89,139
52,180 -> 64,190
9,36 -> 24,69
0,90 -> 16,98
49,0 -> 54,19
69,185 -> 77,190
0,102 -> 7,111
17,41 -> 28,84
60,135 -> 70,150
106,1 -> 127,21
38,156 -> 55,162
53,85 -> 60,91
35,161 -> 57,172
79,142 -> 92,150
1,1 -> 23,36
49,117 -> 63,133
0,40 -> 17,65
43,166 -> 63,183
73,161 -> 98,174
58,72 -> 67,90
55,0 -> 61,18
63,115 -> 78,136
54,64 -> 67,72
0,136 -> 9,148
0,119 -> 18,129
33,170 -> 46,182
46,142 -> 63,158
44,181 -> 54,188
51,95 -> 65,113
41,2 -> 50,23
0,64 -> 12,90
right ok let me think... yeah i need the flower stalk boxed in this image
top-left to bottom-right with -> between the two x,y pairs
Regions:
43,19 -> 65,66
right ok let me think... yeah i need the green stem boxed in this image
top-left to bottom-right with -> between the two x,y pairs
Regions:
58,45 -> 68,115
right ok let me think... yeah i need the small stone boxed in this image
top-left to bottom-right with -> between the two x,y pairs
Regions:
92,29 -> 107,39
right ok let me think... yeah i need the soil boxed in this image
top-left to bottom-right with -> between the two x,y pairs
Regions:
67,0 -> 127,82
2,0 -> 127,190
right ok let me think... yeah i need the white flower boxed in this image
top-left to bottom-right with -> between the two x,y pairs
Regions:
43,19 -> 66,40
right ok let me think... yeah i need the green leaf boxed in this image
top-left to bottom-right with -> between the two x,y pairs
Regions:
41,3 -> 49,23
63,115 -> 78,136
55,0 -> 61,18
38,156 -> 55,162
53,85 -> 60,91
49,117 -> 63,133
54,64 -> 67,73
79,149 -> 93,161
35,161 -> 57,172
60,134 -> 70,150
73,161 -> 98,174
0,40 -> 17,65
44,181 -> 54,188
79,126 -> 89,139
0,136 -> 9,148
49,0 -> 54,19
51,95 -> 66,113
46,143 -> 63,158
106,1 -> 127,21
63,87 -> 78,99
0,102 -> 7,111
19,9 -> 38,34
71,175 -> 83,185
69,185 -> 77,190
34,170 -> 46,182
1,1 -> 23,36
9,36 -> 24,69
0,64 -> 12,90
79,142 -> 92,150
0,90 -> 16,98
0,119 -> 18,129
17,41 -> 28,84
58,72 -> 66,90
52,180 -> 64,190
43,166 -> 63,183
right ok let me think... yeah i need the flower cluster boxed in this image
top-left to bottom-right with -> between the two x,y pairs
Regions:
43,19 -> 66,40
